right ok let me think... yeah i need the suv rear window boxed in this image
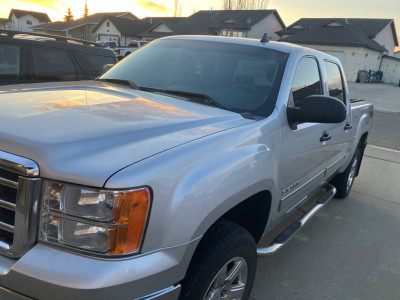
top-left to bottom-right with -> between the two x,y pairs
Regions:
0,44 -> 21,80
32,47 -> 76,81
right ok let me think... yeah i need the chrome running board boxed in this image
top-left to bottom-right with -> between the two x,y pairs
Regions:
257,184 -> 336,256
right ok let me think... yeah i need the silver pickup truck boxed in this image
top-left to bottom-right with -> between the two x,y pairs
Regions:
0,36 -> 373,300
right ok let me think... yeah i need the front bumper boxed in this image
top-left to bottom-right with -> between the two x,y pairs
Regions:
0,285 -> 30,300
0,238 -> 199,300
136,285 -> 181,300
0,284 -> 181,300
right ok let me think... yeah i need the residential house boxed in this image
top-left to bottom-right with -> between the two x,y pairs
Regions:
276,18 -> 398,81
2,9 -> 51,31
94,16 -> 157,45
32,12 -> 137,42
140,10 -> 285,41
0,19 -> 9,29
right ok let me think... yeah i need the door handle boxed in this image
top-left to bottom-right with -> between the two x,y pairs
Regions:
320,131 -> 331,142
344,123 -> 352,130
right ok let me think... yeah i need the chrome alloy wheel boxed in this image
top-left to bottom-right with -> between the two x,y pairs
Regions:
204,257 -> 248,300
347,156 -> 358,192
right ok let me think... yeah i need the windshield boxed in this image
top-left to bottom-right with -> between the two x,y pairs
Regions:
101,39 -> 288,117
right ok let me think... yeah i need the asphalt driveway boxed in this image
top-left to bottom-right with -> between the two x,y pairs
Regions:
347,82 -> 400,114
251,146 -> 400,299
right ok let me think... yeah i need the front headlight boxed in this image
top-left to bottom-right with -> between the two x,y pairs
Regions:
39,181 -> 151,257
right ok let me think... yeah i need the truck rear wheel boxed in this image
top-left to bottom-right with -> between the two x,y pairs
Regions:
331,148 -> 361,199
179,219 -> 257,300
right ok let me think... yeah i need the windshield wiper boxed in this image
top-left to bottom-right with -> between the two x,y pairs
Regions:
165,89 -> 226,110
96,78 -> 139,89
138,87 -> 225,110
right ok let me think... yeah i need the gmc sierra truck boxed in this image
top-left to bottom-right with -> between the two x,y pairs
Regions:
0,36 -> 373,300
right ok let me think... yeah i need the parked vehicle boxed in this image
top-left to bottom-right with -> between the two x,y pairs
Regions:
0,30 -> 118,86
97,41 -> 120,48
113,40 -> 149,60
0,35 -> 373,300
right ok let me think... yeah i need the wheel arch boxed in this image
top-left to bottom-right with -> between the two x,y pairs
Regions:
191,190 -> 272,251
219,190 -> 272,244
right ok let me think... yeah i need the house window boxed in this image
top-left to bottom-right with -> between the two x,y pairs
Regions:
232,31 -> 244,37
26,20 -> 32,25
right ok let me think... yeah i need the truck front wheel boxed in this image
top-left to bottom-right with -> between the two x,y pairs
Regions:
179,219 -> 257,300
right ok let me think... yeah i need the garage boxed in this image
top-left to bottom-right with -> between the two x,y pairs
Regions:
380,56 -> 400,85
97,34 -> 119,43
322,50 -> 346,65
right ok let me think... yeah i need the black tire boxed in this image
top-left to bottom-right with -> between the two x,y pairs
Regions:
179,219 -> 257,300
331,148 -> 361,199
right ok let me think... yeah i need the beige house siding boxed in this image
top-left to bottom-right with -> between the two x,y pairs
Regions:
373,23 -> 396,56
247,14 -> 283,40
380,57 -> 400,84
151,23 -> 173,33
298,44 -> 381,81
95,19 -> 122,44
9,13 -> 46,31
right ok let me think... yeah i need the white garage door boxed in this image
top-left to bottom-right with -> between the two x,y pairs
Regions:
322,51 -> 345,65
98,34 -> 119,43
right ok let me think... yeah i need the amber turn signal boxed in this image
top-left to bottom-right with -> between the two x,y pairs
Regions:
109,188 -> 151,254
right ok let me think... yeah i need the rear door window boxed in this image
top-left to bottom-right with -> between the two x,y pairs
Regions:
324,61 -> 345,103
289,57 -> 322,107
0,44 -> 21,80
32,47 -> 76,81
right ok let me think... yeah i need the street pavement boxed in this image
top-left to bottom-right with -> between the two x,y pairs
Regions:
251,83 -> 400,299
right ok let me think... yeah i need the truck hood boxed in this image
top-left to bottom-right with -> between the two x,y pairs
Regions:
0,81 -> 252,186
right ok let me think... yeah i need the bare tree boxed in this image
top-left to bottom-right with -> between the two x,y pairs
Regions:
223,0 -> 234,10
174,0 -> 179,17
222,0 -> 269,10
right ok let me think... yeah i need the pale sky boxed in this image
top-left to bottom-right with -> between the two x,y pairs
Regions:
1,0 -> 399,48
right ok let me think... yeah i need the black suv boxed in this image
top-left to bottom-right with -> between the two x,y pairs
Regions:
0,30 -> 117,86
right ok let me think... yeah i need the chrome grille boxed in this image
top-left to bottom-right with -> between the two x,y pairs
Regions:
0,151 -> 41,258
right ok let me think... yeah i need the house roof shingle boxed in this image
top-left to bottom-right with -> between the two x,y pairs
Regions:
184,10 -> 285,35
141,10 -> 285,38
278,18 -> 398,51
95,16 -> 152,36
8,9 -> 51,23
31,12 -> 137,32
